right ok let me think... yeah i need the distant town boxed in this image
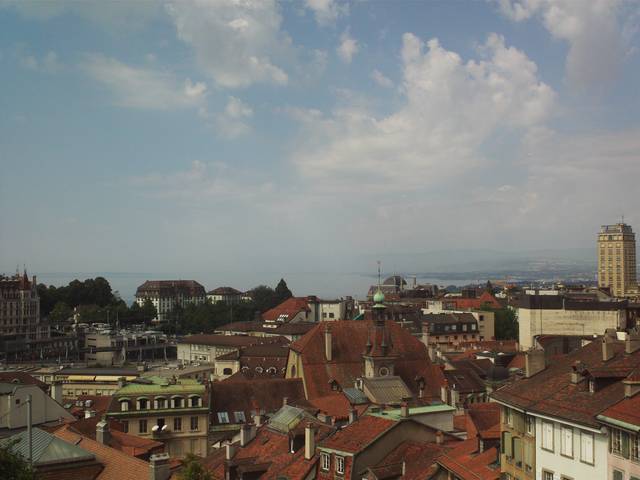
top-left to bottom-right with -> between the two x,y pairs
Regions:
1,222 -> 639,480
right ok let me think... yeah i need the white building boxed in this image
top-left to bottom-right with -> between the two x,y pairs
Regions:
135,280 -> 206,322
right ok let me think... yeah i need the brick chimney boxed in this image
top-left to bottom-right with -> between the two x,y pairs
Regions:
435,430 -> 444,445
627,330 -> 640,354
602,335 -> 615,362
348,408 -> 358,424
324,326 -> 332,362
304,423 -> 316,460
149,453 -> 171,480
400,402 -> 409,418
96,419 -> 110,445
240,423 -> 256,447
525,349 -> 545,378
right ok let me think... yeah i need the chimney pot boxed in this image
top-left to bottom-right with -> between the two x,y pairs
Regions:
602,336 -> 615,362
240,424 -> 256,447
96,419 -> 110,446
225,443 -> 236,461
400,402 -> 409,418
525,349 -> 546,378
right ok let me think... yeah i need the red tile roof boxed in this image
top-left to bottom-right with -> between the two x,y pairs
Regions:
599,391 -> 640,427
54,425 -> 151,480
290,320 -> 445,404
492,339 -> 640,428
319,415 -> 395,453
0,371 -> 48,391
436,438 -> 500,480
308,394 -> 369,420
368,440 -> 447,480
466,403 -> 500,440
262,297 -> 311,322
446,292 -> 502,311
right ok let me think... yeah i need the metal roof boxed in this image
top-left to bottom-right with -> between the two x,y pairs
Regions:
362,376 -> 412,405
268,405 -> 310,434
342,387 -> 369,405
2,428 -> 95,465
116,375 -> 204,395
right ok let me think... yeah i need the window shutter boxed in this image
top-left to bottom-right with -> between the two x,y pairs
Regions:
623,432 -> 630,459
513,437 -> 523,463
504,432 -> 513,457
524,440 -> 533,467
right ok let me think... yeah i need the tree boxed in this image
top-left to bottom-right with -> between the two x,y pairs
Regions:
250,285 -> 278,312
140,299 -> 158,324
275,278 -> 293,303
482,306 -> 519,340
179,454 -> 212,480
49,301 -> 73,324
0,441 -> 36,480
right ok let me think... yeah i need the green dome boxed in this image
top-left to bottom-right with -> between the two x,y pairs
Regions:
373,289 -> 385,304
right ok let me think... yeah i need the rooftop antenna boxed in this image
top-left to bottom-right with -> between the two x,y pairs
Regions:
377,260 -> 382,288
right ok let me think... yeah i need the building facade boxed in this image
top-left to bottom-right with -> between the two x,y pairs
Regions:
106,375 -> 209,458
598,223 -> 638,297
0,271 -> 46,340
135,280 -> 206,322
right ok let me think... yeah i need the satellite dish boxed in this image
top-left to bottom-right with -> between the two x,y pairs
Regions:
152,425 -> 159,432
161,424 -> 168,431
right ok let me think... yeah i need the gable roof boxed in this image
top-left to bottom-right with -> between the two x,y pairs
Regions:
367,440 -> 446,480
436,438 -> 500,480
0,372 -> 48,392
466,403 -> 500,440
319,415 -> 396,453
54,425 -> 151,480
290,320 -> 445,402
262,297 -> 311,322
492,339 -> 640,428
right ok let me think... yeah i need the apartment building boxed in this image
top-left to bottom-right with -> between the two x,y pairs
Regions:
0,270 -> 47,340
492,332 -> 640,480
135,280 -> 206,322
598,223 -> 638,297
106,376 -> 209,458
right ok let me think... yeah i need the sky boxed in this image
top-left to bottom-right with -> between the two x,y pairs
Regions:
1,0 -> 640,291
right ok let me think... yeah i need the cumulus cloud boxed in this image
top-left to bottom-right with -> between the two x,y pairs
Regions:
166,0 -> 290,88
495,0 -> 631,89
82,54 -> 207,110
337,29 -> 359,63
371,69 -> 393,87
214,96 -> 254,139
304,0 -> 348,26
293,33 -> 555,190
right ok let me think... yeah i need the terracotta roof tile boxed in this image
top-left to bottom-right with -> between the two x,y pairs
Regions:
369,440 -> 447,480
319,415 -> 395,453
262,297 -> 311,322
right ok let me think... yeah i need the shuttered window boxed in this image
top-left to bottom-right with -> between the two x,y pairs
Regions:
561,427 -> 573,457
542,422 -> 554,451
513,437 -> 523,465
524,441 -> 534,471
503,431 -> 513,457
581,432 -> 594,464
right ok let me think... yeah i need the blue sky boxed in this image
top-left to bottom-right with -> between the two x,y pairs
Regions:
1,0 -> 639,286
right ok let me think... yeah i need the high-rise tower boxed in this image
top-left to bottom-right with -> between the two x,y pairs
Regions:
598,223 -> 637,297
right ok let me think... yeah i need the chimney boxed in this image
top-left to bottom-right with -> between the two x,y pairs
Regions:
304,423 -> 316,460
117,377 -> 126,388
525,349 -> 546,378
240,423 -> 256,447
435,430 -> 444,445
85,409 -> 96,419
571,361 -> 586,384
253,413 -> 264,427
400,402 -> 409,418
324,326 -> 332,362
96,419 -> 110,445
624,381 -> 640,398
283,397 -> 289,406
626,331 -> 640,354
149,453 -> 171,480
50,381 -> 63,404
225,443 -> 236,461
602,336 -> 615,362
348,408 -> 358,424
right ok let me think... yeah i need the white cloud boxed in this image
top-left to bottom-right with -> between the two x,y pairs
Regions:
82,54 -> 207,110
371,69 -> 393,88
166,0 -> 290,88
337,29 -> 359,63
304,0 -> 348,26
495,0 -> 630,89
214,96 -> 254,139
293,33 -> 555,190
19,50 -> 61,72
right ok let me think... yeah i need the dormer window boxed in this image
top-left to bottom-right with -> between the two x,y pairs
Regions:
189,395 -> 201,407
155,397 -> 166,409
172,396 -> 184,408
137,398 -> 149,410
120,399 -> 130,412
335,456 -> 345,475
378,366 -> 390,376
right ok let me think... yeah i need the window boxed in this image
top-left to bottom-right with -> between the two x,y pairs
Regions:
580,431 -> 594,464
561,427 -> 573,457
505,407 -> 513,426
138,398 -> 148,410
139,419 -> 148,433
542,422 -> 554,451
120,400 -> 130,412
329,313 -> 334,318
612,428 -> 622,455
156,398 -> 166,409
542,471 -> 554,480
335,456 -> 345,475
631,434 -> 639,461
122,421 -> 128,433
320,453 -> 330,471
174,417 -> 182,431
613,471 -> 624,480
190,416 -> 199,431
234,411 -> 246,423
525,416 -> 534,435
223,368 -> 233,375
173,397 -> 183,408
218,412 -> 229,424
190,396 -> 200,407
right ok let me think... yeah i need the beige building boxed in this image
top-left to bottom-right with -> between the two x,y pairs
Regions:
135,280 -> 206,322
32,367 -> 139,399
598,223 -> 638,297
106,376 -> 209,458
517,295 -> 628,350
0,271 -> 47,340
